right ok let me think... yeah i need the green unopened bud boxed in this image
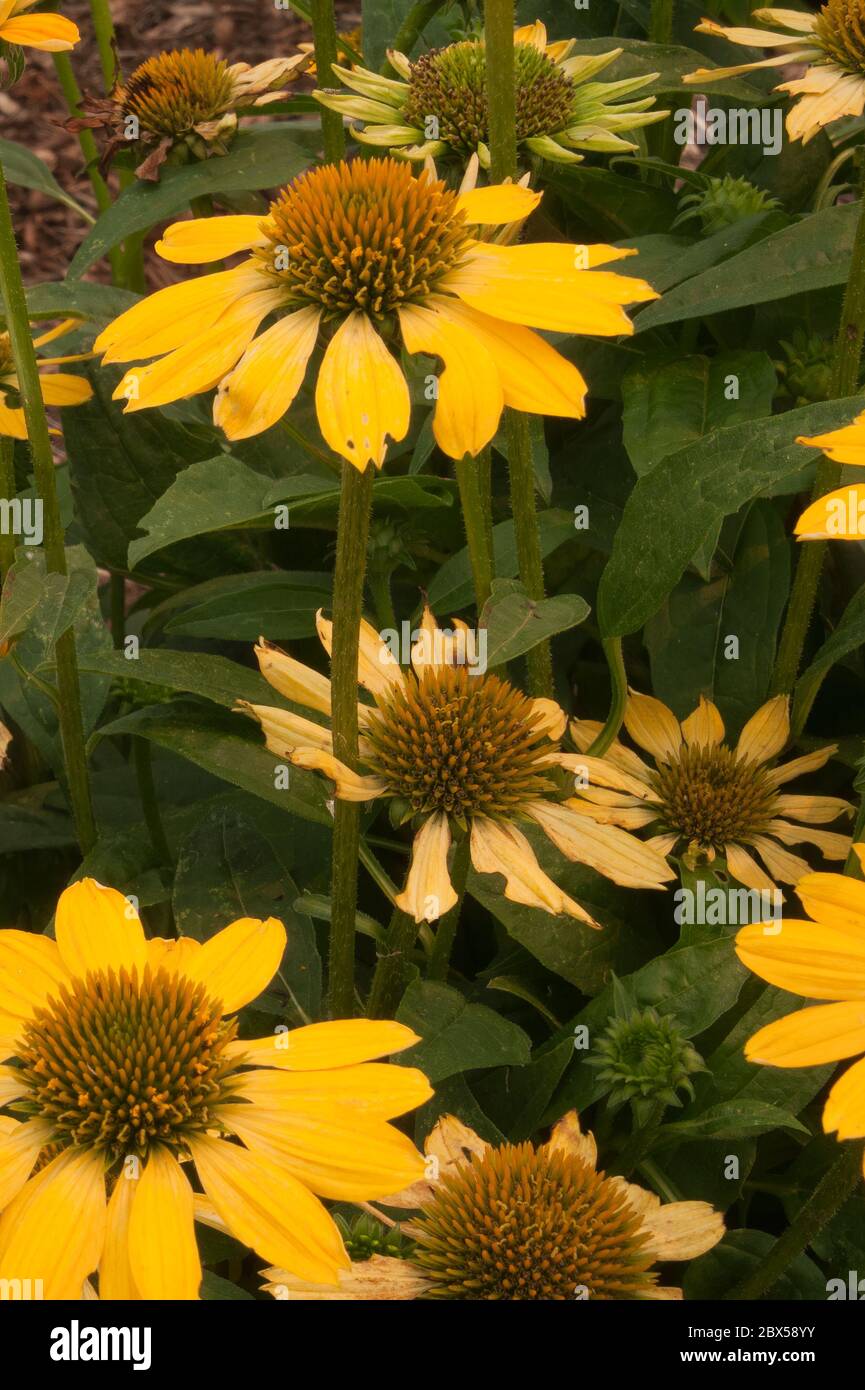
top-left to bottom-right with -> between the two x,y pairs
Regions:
775,328 -> 835,407
589,1007 -> 705,1110
333,1211 -> 412,1262
674,174 -> 779,237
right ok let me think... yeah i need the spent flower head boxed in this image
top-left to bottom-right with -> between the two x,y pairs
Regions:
315,20 -> 667,167
684,3 -> 865,143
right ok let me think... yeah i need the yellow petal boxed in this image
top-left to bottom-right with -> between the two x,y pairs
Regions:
751,833 -> 811,885
115,288 -> 283,412
0,13 -> 78,48
288,747 -> 388,800
128,1148 -> 201,1299
525,800 -> 674,888
235,1061 -> 432,1121
0,930 -> 69,1027
394,813 -> 458,922
454,183 -> 542,225
765,745 -> 837,787
638,1201 -> 725,1262
624,689 -> 682,763
745,1000 -> 865,1067
254,637 -> 332,716
795,872 -> 865,935
316,610 -> 404,700
97,265 -> 263,364
681,695 -> 725,748
184,916 -> 286,1014
156,214 -> 271,263
55,877 -> 147,980
823,1055 -> 865,1139
0,1146 -> 105,1299
736,695 -> 789,764
214,306 -> 321,440
315,311 -> 410,470
399,299 -> 503,458
38,372 -> 92,407
0,1064 -> 24,1106
797,414 -> 865,466
469,816 -> 599,924
774,794 -> 853,825
226,1019 -> 421,1070
0,400 -> 26,438
736,919 -> 865,999
242,701 -> 333,755
223,1107 -> 427,1201
0,1118 -> 53,1209
444,242 -> 657,336
262,1251 -> 428,1300
545,1111 -> 598,1169
189,1132 -> 349,1284
768,820 -> 851,860
429,298 -> 586,418
147,936 -> 201,972
795,483 -> 865,540
725,842 -> 777,894
100,1164 -> 140,1300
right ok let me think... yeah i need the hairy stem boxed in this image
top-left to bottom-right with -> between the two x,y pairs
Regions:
455,453 -> 494,612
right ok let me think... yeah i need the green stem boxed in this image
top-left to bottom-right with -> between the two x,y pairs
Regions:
327,463 -> 374,1018
648,0 -> 675,45
0,436 -> 15,581
366,903 -> 419,1020
310,0 -> 347,162
608,1099 -> 666,1179
505,411 -> 552,697
88,0 -> 118,89
388,0 -> 448,68
587,637 -> 628,756
724,1141 -> 864,1300
772,159 -> 865,697
52,55 -> 124,282
109,573 -> 125,649
133,736 -> 173,868
427,835 -> 470,981
455,453 -> 494,612
0,163 -> 97,854
485,0 -> 517,185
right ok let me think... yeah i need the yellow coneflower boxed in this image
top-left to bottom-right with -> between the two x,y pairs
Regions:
0,878 -> 430,1298
240,608 -> 674,928
794,411 -> 865,539
0,318 -> 92,438
683,4 -> 865,142
736,849 -> 865,1175
94,156 -> 656,470
0,0 -> 78,51
262,1112 -> 725,1300
69,47 -> 311,179
315,20 -> 666,166
568,692 -> 852,894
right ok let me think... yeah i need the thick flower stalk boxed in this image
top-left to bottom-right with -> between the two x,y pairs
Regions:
683,4 -> 865,143
0,879 -> 431,1298
569,692 -> 852,893
315,21 -> 666,167
262,1112 -> 724,1300
67,48 -> 310,180
240,608 -> 675,929
94,158 -> 655,471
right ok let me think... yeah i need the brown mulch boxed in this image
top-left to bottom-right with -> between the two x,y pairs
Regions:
6,0 -> 359,285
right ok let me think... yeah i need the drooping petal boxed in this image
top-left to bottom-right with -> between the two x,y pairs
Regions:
288,748 -> 388,800
823,1055 -> 865,1139
725,842 -> 778,894
765,745 -> 837,787
128,1148 -> 201,1299
745,1000 -> 865,1067
736,695 -> 789,764
184,916 -> 286,1014
0,1146 -> 106,1299
242,702 -> 333,755
226,1019 -> 421,1070
637,1201 -> 725,1262
189,1133 -> 349,1284
0,12 -> 79,48
96,265 -> 264,364
751,833 -> 812,885
794,872 -> 865,935
254,638 -> 332,715
399,299 -> 503,458
424,296 -> 586,418
214,305 -> 321,440
155,215 -> 271,263
469,816 -> 599,924
55,877 -> 147,979
38,373 -> 93,407
525,801 -> 674,889
315,311 -> 410,470
394,813 -> 458,923
315,611 -> 404,700
99,1165 -> 140,1300
768,820 -> 851,859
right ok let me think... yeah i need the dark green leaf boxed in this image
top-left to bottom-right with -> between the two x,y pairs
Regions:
395,980 -> 532,1083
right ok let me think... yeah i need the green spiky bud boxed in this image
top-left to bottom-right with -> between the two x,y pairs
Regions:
674,174 -> 779,237
333,1211 -> 413,1262
589,1007 -> 706,1111
775,328 -> 835,407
